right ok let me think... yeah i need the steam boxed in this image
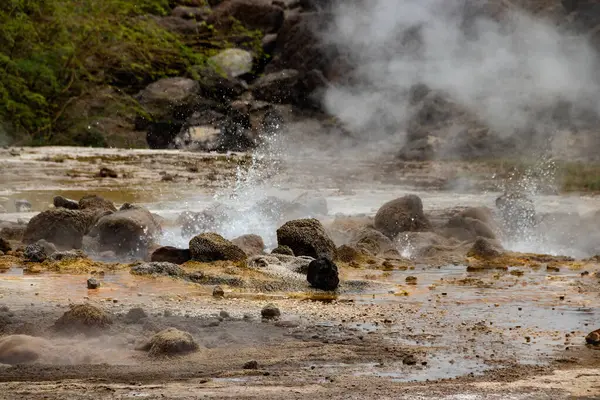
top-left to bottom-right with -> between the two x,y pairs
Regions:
322,0 -> 600,155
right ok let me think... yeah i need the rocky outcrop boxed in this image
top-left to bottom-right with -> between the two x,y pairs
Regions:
276,218 -> 337,260
189,232 -> 247,262
207,0 -> 285,33
231,234 -> 265,256
84,206 -> 161,257
374,195 -> 431,239
23,209 -> 101,250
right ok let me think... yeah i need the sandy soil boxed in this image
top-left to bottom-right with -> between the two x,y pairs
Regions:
0,147 -> 599,399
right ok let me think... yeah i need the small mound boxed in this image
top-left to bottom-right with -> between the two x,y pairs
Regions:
140,328 -> 199,357
0,335 -> 50,365
54,304 -> 112,333
468,237 -> 504,259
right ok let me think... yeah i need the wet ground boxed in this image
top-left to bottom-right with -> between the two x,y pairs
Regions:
0,147 -> 599,399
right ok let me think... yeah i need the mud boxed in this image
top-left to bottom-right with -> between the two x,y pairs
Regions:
0,147 -> 599,399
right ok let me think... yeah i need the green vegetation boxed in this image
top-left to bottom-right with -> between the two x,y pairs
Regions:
0,0 -> 263,147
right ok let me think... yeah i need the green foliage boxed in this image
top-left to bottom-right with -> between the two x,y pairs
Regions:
0,0 -> 204,145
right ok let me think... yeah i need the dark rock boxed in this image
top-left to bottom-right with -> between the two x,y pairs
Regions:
15,200 -> 32,212
78,195 -> 117,213
207,0 -> 285,33
374,195 -> 431,239
251,70 -> 300,104
276,218 -> 337,260
231,234 -> 265,257
24,243 -> 48,263
403,355 -> 417,365
271,245 -> 294,256
213,285 -> 225,297
194,65 -> 248,101
151,246 -> 191,265
130,262 -> 185,277
261,303 -> 281,319
125,307 -> 148,324
23,209 -> 102,250
243,360 -> 259,369
84,206 -> 161,257
97,167 -> 118,178
53,196 -> 79,210
307,257 -> 339,291
139,327 -> 199,357
87,278 -> 100,289
189,232 -> 247,262
0,238 -> 10,253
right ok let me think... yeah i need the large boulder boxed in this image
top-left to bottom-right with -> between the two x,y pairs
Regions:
84,206 -> 161,257
150,246 -> 191,265
136,77 -> 201,149
209,48 -> 253,79
23,209 -> 101,250
276,218 -> 337,260
374,195 -> 431,239
207,0 -> 285,33
231,234 -> 265,256
251,70 -> 301,104
443,207 -> 499,241
189,232 -> 247,262
307,257 -> 339,290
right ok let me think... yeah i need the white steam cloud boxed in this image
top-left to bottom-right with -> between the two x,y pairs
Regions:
322,0 -> 599,154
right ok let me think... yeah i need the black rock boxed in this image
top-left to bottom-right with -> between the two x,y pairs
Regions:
213,285 -> 225,298
125,307 -> 148,324
243,360 -> 259,370
151,246 -> 191,265
23,243 -> 47,263
306,258 -> 339,291
87,278 -> 100,289
53,196 -> 79,210
0,237 -> 11,253
261,303 -> 281,320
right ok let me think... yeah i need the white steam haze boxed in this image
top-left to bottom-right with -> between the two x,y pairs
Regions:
322,0 -> 599,152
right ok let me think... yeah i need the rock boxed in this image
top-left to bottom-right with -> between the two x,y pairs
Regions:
137,77 -> 202,149
84,206 -> 161,257
349,227 -> 396,256
231,234 -> 265,257
54,304 -> 112,333
53,196 -> 79,210
194,65 -> 248,101
0,237 -> 10,253
468,237 -> 504,259
151,246 -> 191,265
213,286 -> 225,297
24,243 -> 48,262
97,167 -> 118,178
15,199 -> 32,212
125,307 -> 148,324
271,245 -> 294,256
261,304 -> 281,320
172,5 -> 210,19
0,335 -> 50,365
307,257 -> 339,290
374,195 -> 431,239
189,233 -> 247,262
140,328 -> 199,357
276,218 -> 337,260
207,0 -> 285,33
251,70 -> 300,104
209,48 -> 253,79
47,250 -> 87,262
79,195 -> 117,213
444,207 -> 499,241
87,278 -> 100,289
23,209 -> 102,250
130,262 -> 185,277
0,221 -> 26,241
336,244 -> 362,262
585,328 -> 600,345
252,253 -> 313,274
243,360 -> 259,369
